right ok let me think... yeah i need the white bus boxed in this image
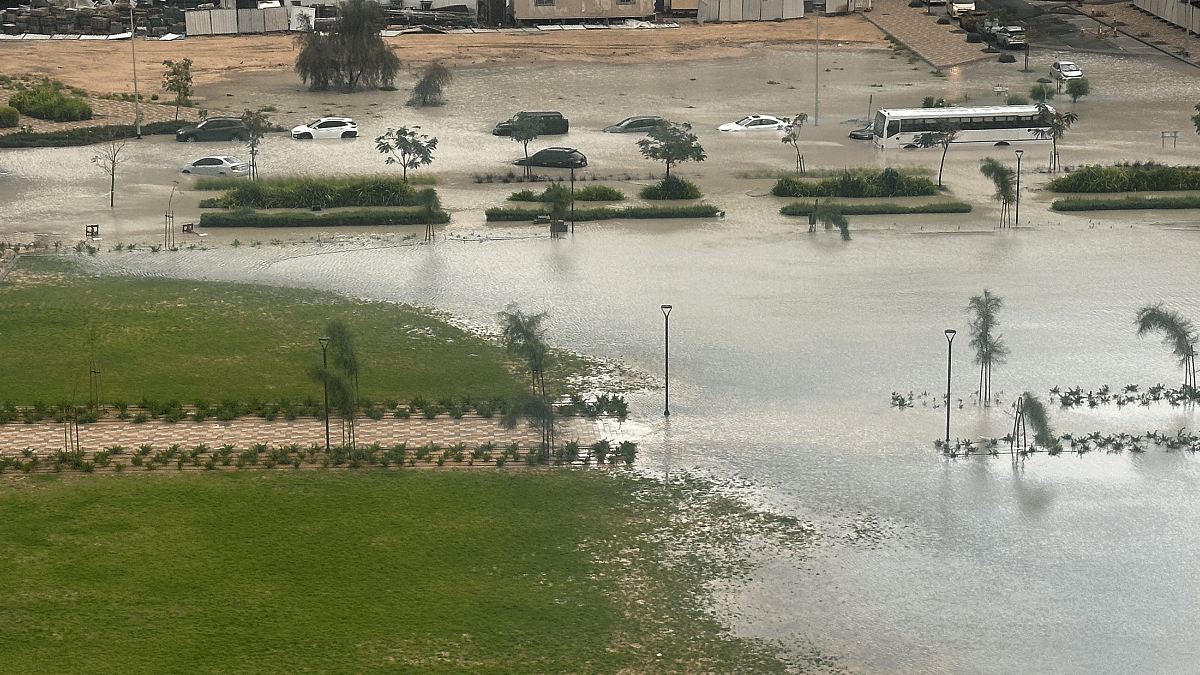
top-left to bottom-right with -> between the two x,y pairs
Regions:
871,105 -> 1052,149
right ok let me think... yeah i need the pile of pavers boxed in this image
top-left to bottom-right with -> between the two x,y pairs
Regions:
1,0 -> 185,37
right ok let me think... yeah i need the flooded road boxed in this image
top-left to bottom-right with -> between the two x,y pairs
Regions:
5,45 -> 1200,674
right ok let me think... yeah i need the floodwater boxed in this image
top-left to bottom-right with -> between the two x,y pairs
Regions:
5,43 -> 1200,674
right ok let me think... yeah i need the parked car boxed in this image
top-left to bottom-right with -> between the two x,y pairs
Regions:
1050,60 -> 1083,80
514,147 -> 587,169
603,116 -> 664,133
717,115 -> 788,132
175,117 -> 249,143
996,26 -> 1026,48
179,156 -> 249,178
291,117 -> 358,139
492,111 -> 570,136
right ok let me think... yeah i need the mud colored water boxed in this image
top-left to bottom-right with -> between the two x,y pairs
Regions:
4,47 -> 1200,674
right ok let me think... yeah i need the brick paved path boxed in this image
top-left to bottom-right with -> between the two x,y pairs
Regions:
861,0 -> 997,68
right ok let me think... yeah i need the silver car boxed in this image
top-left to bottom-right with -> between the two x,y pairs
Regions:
179,156 -> 249,178
1050,61 -> 1083,80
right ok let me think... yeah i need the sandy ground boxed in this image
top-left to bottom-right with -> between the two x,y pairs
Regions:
0,18 -> 883,98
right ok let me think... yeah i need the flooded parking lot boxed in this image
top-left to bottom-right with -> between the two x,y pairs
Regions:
5,40 -> 1200,674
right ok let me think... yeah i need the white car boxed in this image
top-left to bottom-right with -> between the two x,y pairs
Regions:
291,117 -> 358,139
1050,60 -> 1083,80
717,115 -> 788,132
179,155 -> 249,178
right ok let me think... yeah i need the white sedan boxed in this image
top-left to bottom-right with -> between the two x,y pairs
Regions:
179,156 -> 249,178
291,117 -> 358,139
717,115 -> 788,132
1050,61 -> 1083,80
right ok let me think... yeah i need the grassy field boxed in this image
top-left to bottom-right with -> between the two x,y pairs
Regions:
0,255 -> 543,407
0,470 -> 799,674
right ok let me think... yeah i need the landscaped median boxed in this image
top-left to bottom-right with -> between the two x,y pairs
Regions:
1046,163 -> 1200,211
1051,195 -> 1200,211
486,204 -> 721,222
199,208 -> 449,228
779,201 -> 972,217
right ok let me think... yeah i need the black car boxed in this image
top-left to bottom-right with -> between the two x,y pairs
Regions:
603,116 -> 664,133
175,117 -> 250,143
514,147 -> 587,169
848,126 -> 874,140
492,111 -> 569,136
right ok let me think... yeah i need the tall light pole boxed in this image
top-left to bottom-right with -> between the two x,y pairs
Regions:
130,1 -> 141,139
661,304 -> 672,417
944,329 -> 956,443
813,5 -> 820,127
319,336 -> 330,453
1014,149 -> 1024,227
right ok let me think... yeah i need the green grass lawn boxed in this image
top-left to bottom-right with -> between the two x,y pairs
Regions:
0,470 -> 795,674
0,256 -> 534,407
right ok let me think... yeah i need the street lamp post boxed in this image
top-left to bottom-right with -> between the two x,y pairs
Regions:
945,329 -> 956,443
1014,149 -> 1024,227
661,304 -> 672,417
130,2 -> 141,139
319,336 -> 330,453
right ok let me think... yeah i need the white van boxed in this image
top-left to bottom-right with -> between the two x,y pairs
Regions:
948,1 -> 975,17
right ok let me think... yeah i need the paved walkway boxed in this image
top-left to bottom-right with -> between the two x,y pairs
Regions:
0,414 -> 633,472
861,0 -> 996,69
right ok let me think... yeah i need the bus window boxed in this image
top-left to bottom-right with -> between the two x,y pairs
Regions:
887,120 -> 900,137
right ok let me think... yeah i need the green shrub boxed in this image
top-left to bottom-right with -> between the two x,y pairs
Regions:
772,169 -> 937,198
507,189 -> 539,202
639,176 -> 702,200
0,106 -> 18,128
574,185 -> 625,201
780,201 -> 971,216
198,208 -> 450,228
1046,163 -> 1200,193
1051,195 -> 1200,211
999,54 -> 1016,64
485,204 -> 720,222
1006,93 -> 1029,105
966,33 -> 983,43
8,86 -> 92,122
202,177 -> 422,209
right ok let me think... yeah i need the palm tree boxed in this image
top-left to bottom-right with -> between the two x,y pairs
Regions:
979,157 -> 1015,228
915,123 -> 958,186
1135,304 -> 1197,388
498,305 -> 555,453
968,289 -> 1008,405
1033,103 -> 1078,172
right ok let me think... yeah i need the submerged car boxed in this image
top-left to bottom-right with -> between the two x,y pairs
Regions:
1050,60 -> 1083,80
179,155 -> 249,178
175,117 -> 249,143
603,116 -> 664,133
492,111 -> 570,136
717,115 -> 788,132
291,117 -> 358,139
514,147 -> 587,169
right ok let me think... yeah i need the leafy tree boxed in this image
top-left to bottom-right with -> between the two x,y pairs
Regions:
241,109 -> 271,180
814,203 -> 850,240
509,114 -> 541,177
1135,303 -> 1197,387
161,58 -> 193,120
922,96 -> 950,108
1020,392 -> 1058,451
637,120 -> 706,179
498,305 -> 555,452
542,182 -> 572,220
294,0 -> 400,92
311,321 -> 360,448
1030,82 -> 1055,104
967,289 -> 1008,405
91,134 -> 127,208
375,126 -> 437,182
1033,103 -> 1078,172
979,157 -> 1015,227
781,112 -> 809,175
407,63 -> 452,107
1192,101 -> 1200,136
1065,77 -> 1090,104
915,123 -> 958,186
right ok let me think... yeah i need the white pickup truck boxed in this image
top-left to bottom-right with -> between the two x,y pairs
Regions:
948,1 -> 975,17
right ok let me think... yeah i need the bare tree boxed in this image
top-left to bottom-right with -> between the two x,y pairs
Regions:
91,135 -> 128,208
781,112 -> 809,175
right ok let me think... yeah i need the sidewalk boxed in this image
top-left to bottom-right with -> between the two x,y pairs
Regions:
861,0 -> 996,69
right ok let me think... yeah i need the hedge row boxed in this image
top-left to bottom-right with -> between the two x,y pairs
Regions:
1051,195 -> 1200,211
772,168 -> 938,198
1046,164 -> 1200,193
203,177 -> 422,209
780,201 -> 972,216
198,208 -> 450,228
8,86 -> 92,122
0,120 -> 187,148
485,204 -> 720,222
508,185 -> 626,202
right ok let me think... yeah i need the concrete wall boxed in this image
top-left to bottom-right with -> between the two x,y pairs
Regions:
511,0 -> 655,22
1133,0 -> 1200,34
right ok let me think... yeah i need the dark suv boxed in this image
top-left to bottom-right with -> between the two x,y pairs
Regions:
175,117 -> 250,143
492,111 -> 569,136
